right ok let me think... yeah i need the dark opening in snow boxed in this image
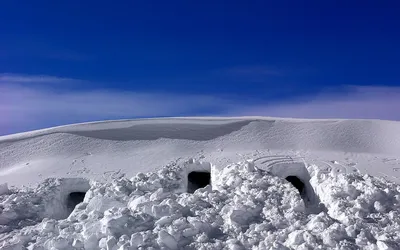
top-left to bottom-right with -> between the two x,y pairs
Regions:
187,171 -> 211,193
66,192 -> 86,211
285,176 -> 305,195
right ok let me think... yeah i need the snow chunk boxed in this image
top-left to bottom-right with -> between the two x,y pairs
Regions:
0,183 -> 9,196
157,230 -> 178,249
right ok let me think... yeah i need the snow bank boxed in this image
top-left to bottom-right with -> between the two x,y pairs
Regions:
1,160 -> 399,249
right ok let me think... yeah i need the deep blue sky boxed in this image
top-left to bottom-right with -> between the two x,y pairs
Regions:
1,1 -> 400,134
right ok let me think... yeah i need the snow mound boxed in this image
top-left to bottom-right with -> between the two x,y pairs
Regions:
2,117 -> 400,187
1,160 -> 400,250
3,117 -> 400,154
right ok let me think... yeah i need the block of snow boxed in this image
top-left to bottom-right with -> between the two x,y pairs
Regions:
0,183 -> 9,196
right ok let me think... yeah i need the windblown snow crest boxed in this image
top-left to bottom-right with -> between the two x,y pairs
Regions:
1,160 -> 400,250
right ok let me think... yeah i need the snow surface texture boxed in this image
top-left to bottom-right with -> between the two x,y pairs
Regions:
1,117 -> 400,249
1,117 -> 400,187
1,159 -> 400,249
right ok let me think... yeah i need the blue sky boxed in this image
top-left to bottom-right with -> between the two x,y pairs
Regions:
1,1 -> 400,135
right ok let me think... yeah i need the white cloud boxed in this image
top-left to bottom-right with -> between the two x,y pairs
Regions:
0,81 -> 239,134
1,74 -> 400,135
234,86 -> 400,120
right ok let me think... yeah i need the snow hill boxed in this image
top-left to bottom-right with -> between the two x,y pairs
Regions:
1,117 -> 400,249
1,117 -> 400,187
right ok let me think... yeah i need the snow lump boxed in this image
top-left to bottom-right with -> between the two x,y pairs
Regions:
1,160 -> 400,249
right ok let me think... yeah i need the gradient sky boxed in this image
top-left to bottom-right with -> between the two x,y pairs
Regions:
1,1 -> 400,135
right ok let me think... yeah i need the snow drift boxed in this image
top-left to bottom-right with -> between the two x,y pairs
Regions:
1,117 -> 400,187
2,118 -> 400,154
1,159 -> 400,249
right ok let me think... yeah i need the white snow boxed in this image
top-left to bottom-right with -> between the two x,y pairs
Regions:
1,117 -> 400,187
0,183 -> 9,196
0,159 -> 399,249
1,117 -> 400,249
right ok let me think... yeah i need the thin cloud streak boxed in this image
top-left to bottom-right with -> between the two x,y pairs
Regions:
215,65 -> 283,84
0,74 -> 78,84
224,65 -> 282,76
234,86 -> 400,120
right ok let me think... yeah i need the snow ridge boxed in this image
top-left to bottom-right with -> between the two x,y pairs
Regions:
1,160 -> 400,250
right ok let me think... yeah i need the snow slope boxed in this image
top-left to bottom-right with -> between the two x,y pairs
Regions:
1,117 -> 400,249
1,117 -> 400,187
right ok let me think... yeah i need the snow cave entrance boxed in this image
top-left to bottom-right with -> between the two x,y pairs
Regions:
42,178 -> 91,220
266,162 -> 324,213
285,176 -> 305,197
187,171 -> 211,193
66,192 -> 86,212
